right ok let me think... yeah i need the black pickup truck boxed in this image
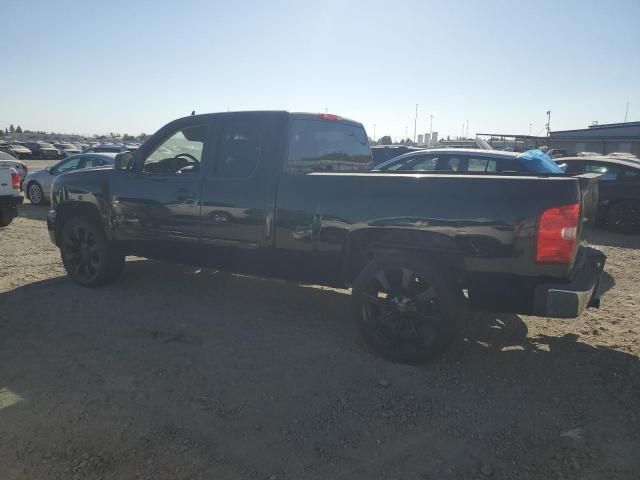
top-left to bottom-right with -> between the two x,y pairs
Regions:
47,111 -> 606,362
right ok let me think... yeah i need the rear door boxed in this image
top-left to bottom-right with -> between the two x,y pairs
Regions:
199,112 -> 284,271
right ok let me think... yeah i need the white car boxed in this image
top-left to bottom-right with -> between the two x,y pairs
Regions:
0,151 -> 28,188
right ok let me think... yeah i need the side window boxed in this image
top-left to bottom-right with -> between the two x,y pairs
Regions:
467,157 -> 497,172
393,155 -> 461,172
585,162 -> 619,181
562,161 -> 583,174
621,169 -> 640,181
54,157 -> 81,174
399,154 -> 436,171
82,156 -> 103,168
143,124 -> 207,175
214,118 -> 262,178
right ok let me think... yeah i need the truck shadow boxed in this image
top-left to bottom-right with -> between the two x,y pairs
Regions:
1,259 -> 638,479
17,202 -> 48,221
584,226 -> 640,249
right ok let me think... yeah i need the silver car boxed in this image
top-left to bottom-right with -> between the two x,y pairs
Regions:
24,152 -> 116,205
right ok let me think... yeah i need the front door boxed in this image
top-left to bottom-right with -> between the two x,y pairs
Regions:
111,118 -> 210,257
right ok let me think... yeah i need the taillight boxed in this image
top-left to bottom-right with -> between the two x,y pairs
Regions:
536,203 -> 580,264
10,169 -> 20,190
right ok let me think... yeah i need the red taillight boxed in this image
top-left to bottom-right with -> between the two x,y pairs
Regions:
536,203 -> 580,264
318,113 -> 341,121
10,169 -> 20,190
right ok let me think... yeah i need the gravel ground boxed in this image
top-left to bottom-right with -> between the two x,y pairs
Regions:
1,204 -> 639,480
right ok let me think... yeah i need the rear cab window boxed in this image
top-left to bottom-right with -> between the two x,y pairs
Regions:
286,115 -> 372,173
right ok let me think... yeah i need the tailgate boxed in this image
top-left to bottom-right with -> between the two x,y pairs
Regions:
573,173 -> 600,225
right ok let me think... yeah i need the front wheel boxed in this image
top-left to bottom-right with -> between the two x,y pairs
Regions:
27,182 -> 45,206
352,254 -> 462,363
60,216 -> 125,287
606,200 -> 640,234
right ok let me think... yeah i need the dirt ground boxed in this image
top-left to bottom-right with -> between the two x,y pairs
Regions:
1,204 -> 639,480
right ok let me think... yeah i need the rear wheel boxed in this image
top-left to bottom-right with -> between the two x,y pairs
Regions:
27,182 -> 45,206
352,254 -> 462,363
60,216 -> 125,287
606,200 -> 640,234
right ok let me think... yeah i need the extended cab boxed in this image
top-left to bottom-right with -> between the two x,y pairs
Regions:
47,111 -> 606,362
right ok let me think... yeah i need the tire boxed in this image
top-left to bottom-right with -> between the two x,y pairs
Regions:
352,254 -> 462,363
27,182 -> 45,206
59,216 -> 125,287
0,206 -> 16,227
606,200 -> 640,234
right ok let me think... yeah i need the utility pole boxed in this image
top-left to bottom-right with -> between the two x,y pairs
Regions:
373,124 -> 376,142
529,123 -> 532,136
413,104 -> 418,144
546,110 -> 551,137
466,120 -> 469,139
429,114 -> 433,147
625,102 -> 629,123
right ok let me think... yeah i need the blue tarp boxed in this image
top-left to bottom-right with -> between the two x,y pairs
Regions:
517,149 -> 564,173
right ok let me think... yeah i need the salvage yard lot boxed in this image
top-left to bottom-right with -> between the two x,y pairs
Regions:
1,205 -> 639,480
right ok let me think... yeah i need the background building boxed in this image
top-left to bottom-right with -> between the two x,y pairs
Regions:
550,121 -> 640,155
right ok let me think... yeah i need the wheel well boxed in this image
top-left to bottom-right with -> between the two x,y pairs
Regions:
55,202 -> 103,245
343,228 -> 463,285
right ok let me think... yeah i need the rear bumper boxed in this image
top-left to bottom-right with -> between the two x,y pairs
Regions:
532,247 -> 606,318
0,195 -> 23,206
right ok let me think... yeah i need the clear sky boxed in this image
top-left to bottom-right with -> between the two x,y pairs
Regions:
1,0 -> 639,140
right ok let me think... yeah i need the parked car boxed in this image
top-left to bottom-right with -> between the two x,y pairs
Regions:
54,143 -> 81,159
607,152 -> 638,160
577,151 -> 601,157
82,144 -> 131,154
371,145 -> 425,166
0,166 -> 23,227
22,141 -> 60,159
24,152 -> 116,206
556,156 -> 640,233
0,151 -> 28,188
47,111 -> 606,363
546,148 -> 568,158
374,148 -> 564,174
0,142 -> 32,159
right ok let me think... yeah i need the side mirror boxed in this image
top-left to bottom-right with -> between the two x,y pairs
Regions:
114,152 -> 134,171
45,166 -> 53,174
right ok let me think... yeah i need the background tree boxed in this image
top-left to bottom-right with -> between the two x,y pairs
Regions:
0,129 -> 3,138
378,135 -> 392,145
15,125 -> 22,133
9,124 -> 15,133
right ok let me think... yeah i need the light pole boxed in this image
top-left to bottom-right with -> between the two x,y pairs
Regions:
529,123 -> 532,136
373,124 -> 376,142
546,110 -> 551,137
